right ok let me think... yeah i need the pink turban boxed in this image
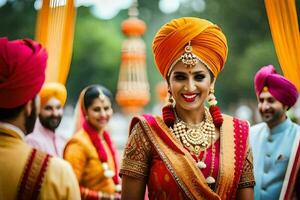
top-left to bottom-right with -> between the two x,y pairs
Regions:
254,65 -> 298,108
152,17 -> 228,78
0,37 -> 47,108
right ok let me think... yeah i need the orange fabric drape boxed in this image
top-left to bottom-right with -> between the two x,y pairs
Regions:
264,0 -> 300,90
35,0 -> 76,84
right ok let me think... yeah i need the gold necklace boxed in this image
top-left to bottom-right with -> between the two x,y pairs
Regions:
171,108 -> 216,155
170,108 -> 217,184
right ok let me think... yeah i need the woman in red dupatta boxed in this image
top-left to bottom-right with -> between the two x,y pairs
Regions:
64,85 -> 121,200
120,17 -> 255,200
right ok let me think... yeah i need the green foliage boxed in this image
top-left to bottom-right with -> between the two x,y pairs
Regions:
0,1 -> 36,39
66,7 -> 123,104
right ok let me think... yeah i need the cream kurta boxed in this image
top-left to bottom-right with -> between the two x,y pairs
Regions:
0,122 -> 80,200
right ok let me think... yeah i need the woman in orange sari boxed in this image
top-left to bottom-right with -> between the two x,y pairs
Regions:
120,17 -> 255,200
64,85 -> 121,200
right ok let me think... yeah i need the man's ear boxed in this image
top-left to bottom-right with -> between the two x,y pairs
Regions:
284,105 -> 290,112
24,100 -> 33,117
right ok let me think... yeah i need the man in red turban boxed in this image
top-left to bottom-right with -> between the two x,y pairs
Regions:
250,64 -> 300,200
0,37 -> 80,199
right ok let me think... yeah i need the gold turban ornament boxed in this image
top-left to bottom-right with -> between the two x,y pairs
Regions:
40,82 -> 67,108
152,17 -> 228,78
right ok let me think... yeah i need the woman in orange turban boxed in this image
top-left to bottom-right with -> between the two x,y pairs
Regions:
120,17 -> 255,200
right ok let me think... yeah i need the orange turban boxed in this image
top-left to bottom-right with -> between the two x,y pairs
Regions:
40,82 -> 67,108
152,17 -> 228,78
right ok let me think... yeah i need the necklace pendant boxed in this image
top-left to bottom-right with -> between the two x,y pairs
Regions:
206,176 -> 216,184
115,184 -> 122,192
196,161 -> 207,169
102,162 -> 109,170
104,169 -> 115,178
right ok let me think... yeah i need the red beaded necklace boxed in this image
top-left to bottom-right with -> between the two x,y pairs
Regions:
83,121 -> 119,185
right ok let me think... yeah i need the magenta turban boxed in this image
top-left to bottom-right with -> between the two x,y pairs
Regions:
0,37 -> 47,108
254,65 -> 298,107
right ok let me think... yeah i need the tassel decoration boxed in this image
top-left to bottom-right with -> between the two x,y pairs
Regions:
162,104 -> 175,127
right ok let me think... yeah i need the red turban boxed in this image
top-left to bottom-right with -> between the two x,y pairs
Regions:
254,65 -> 298,108
0,37 -> 47,108
152,17 -> 228,78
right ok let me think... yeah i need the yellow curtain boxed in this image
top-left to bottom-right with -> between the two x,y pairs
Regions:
35,0 -> 76,84
264,0 -> 300,90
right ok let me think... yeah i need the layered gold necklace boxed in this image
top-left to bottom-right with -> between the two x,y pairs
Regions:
170,108 -> 217,184
171,108 -> 216,156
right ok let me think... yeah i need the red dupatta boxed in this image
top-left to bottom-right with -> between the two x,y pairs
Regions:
129,113 -> 249,200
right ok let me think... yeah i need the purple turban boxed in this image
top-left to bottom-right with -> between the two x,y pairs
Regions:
254,65 -> 298,108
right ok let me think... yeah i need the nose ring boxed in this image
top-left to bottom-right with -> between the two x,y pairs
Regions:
183,86 -> 188,91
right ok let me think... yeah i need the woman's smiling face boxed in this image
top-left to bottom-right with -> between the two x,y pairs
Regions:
85,96 -> 113,132
168,61 -> 213,112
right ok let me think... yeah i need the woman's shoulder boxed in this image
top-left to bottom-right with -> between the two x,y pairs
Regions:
222,113 -> 250,126
129,114 -> 165,131
66,129 -> 90,146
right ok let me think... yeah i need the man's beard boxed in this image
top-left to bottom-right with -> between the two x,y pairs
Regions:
39,115 -> 62,132
25,101 -> 37,134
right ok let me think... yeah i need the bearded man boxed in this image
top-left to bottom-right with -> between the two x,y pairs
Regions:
0,37 -> 80,199
250,65 -> 300,200
26,82 -> 67,157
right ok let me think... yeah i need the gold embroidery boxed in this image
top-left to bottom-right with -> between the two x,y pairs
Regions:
120,123 -> 152,179
238,148 -> 255,188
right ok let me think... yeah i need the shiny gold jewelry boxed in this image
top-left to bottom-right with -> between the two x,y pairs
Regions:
170,108 -> 216,155
181,41 -> 198,67
205,140 -> 216,184
97,88 -> 105,101
207,88 -> 217,106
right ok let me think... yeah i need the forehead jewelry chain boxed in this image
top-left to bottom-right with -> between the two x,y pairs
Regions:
181,41 -> 198,67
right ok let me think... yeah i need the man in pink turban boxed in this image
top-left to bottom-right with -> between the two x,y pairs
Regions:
0,37 -> 80,199
250,64 -> 300,200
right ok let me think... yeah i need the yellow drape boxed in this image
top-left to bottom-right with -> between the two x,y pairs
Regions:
264,0 -> 300,90
35,0 -> 76,84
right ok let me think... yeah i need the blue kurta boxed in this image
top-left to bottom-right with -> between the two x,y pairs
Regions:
250,118 -> 300,200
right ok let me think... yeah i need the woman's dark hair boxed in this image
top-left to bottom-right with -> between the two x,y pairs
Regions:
83,85 -> 113,109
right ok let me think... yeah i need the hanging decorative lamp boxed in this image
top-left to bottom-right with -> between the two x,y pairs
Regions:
116,0 -> 150,114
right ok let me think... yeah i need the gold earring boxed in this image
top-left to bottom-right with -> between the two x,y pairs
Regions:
168,91 -> 176,107
207,88 -> 217,106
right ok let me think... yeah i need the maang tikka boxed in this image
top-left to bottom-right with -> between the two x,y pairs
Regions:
181,41 -> 198,67
98,88 -> 105,101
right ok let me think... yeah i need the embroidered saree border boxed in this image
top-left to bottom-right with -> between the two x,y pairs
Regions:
17,148 -> 51,200
132,114 -> 249,200
215,115 -> 235,198
216,116 -> 249,199
280,133 -> 300,200
140,115 -> 220,200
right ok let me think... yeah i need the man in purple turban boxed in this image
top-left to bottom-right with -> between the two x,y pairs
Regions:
250,64 -> 300,200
